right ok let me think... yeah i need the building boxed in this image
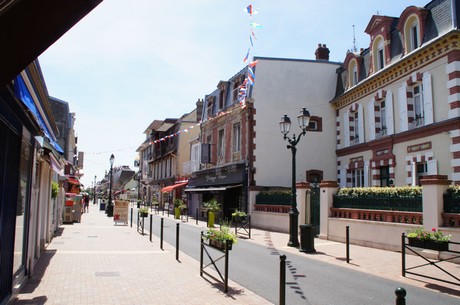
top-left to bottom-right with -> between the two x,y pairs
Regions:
137,102 -> 202,207
333,0 -> 460,188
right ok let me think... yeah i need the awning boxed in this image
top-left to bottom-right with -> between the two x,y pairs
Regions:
161,181 -> 188,193
0,0 -> 103,89
185,184 -> 242,193
66,177 -> 80,185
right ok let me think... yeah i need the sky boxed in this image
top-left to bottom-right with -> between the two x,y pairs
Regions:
38,0 -> 429,188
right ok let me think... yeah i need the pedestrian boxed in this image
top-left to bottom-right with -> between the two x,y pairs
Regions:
84,194 -> 89,213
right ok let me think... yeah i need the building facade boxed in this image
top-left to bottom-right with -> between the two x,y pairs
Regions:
333,0 -> 460,188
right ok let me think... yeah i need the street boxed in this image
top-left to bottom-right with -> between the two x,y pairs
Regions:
134,210 -> 460,305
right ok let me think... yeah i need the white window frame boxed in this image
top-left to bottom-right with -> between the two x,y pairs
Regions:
351,168 -> 364,187
232,123 -> 241,152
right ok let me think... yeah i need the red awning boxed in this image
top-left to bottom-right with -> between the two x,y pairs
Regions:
161,181 -> 187,193
67,177 -> 80,185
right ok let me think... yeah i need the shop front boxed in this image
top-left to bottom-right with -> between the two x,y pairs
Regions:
186,162 -> 248,220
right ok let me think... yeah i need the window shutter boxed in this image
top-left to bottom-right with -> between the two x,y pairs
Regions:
340,168 -> 347,188
201,143 -> 211,164
364,164 -> 369,187
398,85 -> 408,132
386,90 -> 394,135
427,159 -> 437,175
423,73 -> 434,125
343,112 -> 350,147
358,104 -> 364,143
368,100 -> 376,140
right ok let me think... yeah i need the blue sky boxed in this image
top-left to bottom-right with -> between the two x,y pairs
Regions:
38,0 -> 429,188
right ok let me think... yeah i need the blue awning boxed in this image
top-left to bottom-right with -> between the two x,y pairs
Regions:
14,75 -> 64,154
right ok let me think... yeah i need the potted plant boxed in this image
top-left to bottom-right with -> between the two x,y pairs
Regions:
138,207 -> 149,218
204,224 -> 237,251
406,227 -> 451,251
136,199 -> 142,209
203,198 -> 221,227
231,209 -> 247,222
174,199 -> 183,219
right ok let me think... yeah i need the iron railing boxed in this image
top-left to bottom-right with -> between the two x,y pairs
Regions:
255,194 -> 291,205
443,193 -> 460,213
333,195 -> 422,212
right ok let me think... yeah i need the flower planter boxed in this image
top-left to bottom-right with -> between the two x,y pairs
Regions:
209,239 -> 232,251
139,212 -> 148,218
408,238 -> 449,251
174,207 -> 180,219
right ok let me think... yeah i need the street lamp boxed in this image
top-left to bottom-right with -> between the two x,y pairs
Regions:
279,108 -> 310,247
94,175 -> 97,205
107,154 -> 115,217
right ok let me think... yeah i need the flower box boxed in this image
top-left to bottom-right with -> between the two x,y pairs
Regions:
139,211 -> 148,218
408,238 -> 449,251
209,239 -> 232,251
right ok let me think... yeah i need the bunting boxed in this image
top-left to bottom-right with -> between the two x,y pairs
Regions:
238,3 -> 262,106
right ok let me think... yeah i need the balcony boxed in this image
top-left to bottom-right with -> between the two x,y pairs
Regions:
183,160 -> 200,175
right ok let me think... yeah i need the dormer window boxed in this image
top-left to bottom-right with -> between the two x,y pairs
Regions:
397,6 -> 428,55
374,36 -> 385,71
348,59 -> 358,87
405,16 -> 420,52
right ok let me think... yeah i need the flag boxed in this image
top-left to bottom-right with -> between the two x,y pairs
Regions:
248,67 -> 255,79
249,35 -> 254,47
243,48 -> 250,63
250,21 -> 263,28
246,4 -> 253,15
248,60 -> 258,67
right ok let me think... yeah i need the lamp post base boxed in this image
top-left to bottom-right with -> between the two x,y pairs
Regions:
106,204 -> 113,217
287,209 -> 300,248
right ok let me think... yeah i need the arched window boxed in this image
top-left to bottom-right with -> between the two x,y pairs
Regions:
404,15 -> 420,53
348,59 -> 358,87
373,36 -> 385,72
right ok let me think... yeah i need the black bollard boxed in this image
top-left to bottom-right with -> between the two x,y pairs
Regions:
395,287 -> 406,305
279,254 -> 286,305
346,226 -> 350,263
176,223 -> 180,261
130,207 -> 133,228
196,208 -> 199,225
160,218 -> 164,250
150,214 -> 153,242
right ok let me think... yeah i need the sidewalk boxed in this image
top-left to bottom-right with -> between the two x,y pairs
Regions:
11,206 -> 271,305
11,205 -> 460,305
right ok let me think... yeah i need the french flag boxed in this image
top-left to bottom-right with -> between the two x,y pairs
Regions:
246,4 -> 253,15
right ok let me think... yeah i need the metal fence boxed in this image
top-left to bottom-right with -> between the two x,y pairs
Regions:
255,194 -> 291,205
333,195 -> 422,212
443,193 -> 460,213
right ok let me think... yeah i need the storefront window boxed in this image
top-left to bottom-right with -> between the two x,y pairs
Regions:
13,133 -> 33,282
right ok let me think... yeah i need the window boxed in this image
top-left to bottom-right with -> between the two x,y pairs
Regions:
380,100 -> 387,136
349,59 -> 358,87
373,37 -> 385,72
404,15 -> 421,53
351,169 -> 364,187
410,23 -> 419,50
413,83 -> 424,126
218,129 -> 225,162
353,111 -> 359,143
380,166 -> 390,187
416,162 -> 427,185
232,123 -> 240,152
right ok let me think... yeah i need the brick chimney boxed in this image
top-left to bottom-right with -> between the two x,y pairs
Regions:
196,98 -> 203,122
315,43 -> 330,61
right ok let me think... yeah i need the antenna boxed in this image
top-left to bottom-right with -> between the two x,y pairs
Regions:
352,25 -> 357,52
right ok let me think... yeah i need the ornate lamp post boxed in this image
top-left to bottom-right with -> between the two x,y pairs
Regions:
107,154 -> 115,217
279,108 -> 310,247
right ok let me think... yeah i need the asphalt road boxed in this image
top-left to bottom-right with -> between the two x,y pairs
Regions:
133,211 -> 460,305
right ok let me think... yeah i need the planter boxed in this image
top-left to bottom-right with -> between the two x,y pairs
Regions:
208,211 -> 215,227
408,238 -> 449,251
139,211 -> 148,218
209,239 -> 232,251
232,215 -> 247,222
174,207 -> 180,219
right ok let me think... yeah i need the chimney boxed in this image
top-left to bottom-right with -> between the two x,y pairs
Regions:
315,43 -> 330,61
196,98 -> 203,122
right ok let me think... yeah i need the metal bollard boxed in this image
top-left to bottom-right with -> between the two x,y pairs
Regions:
176,223 -> 180,261
150,214 -> 153,242
160,218 -> 164,250
395,287 -> 406,305
130,207 -> 133,228
196,208 -> 199,225
346,226 -> 350,264
279,254 -> 286,305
